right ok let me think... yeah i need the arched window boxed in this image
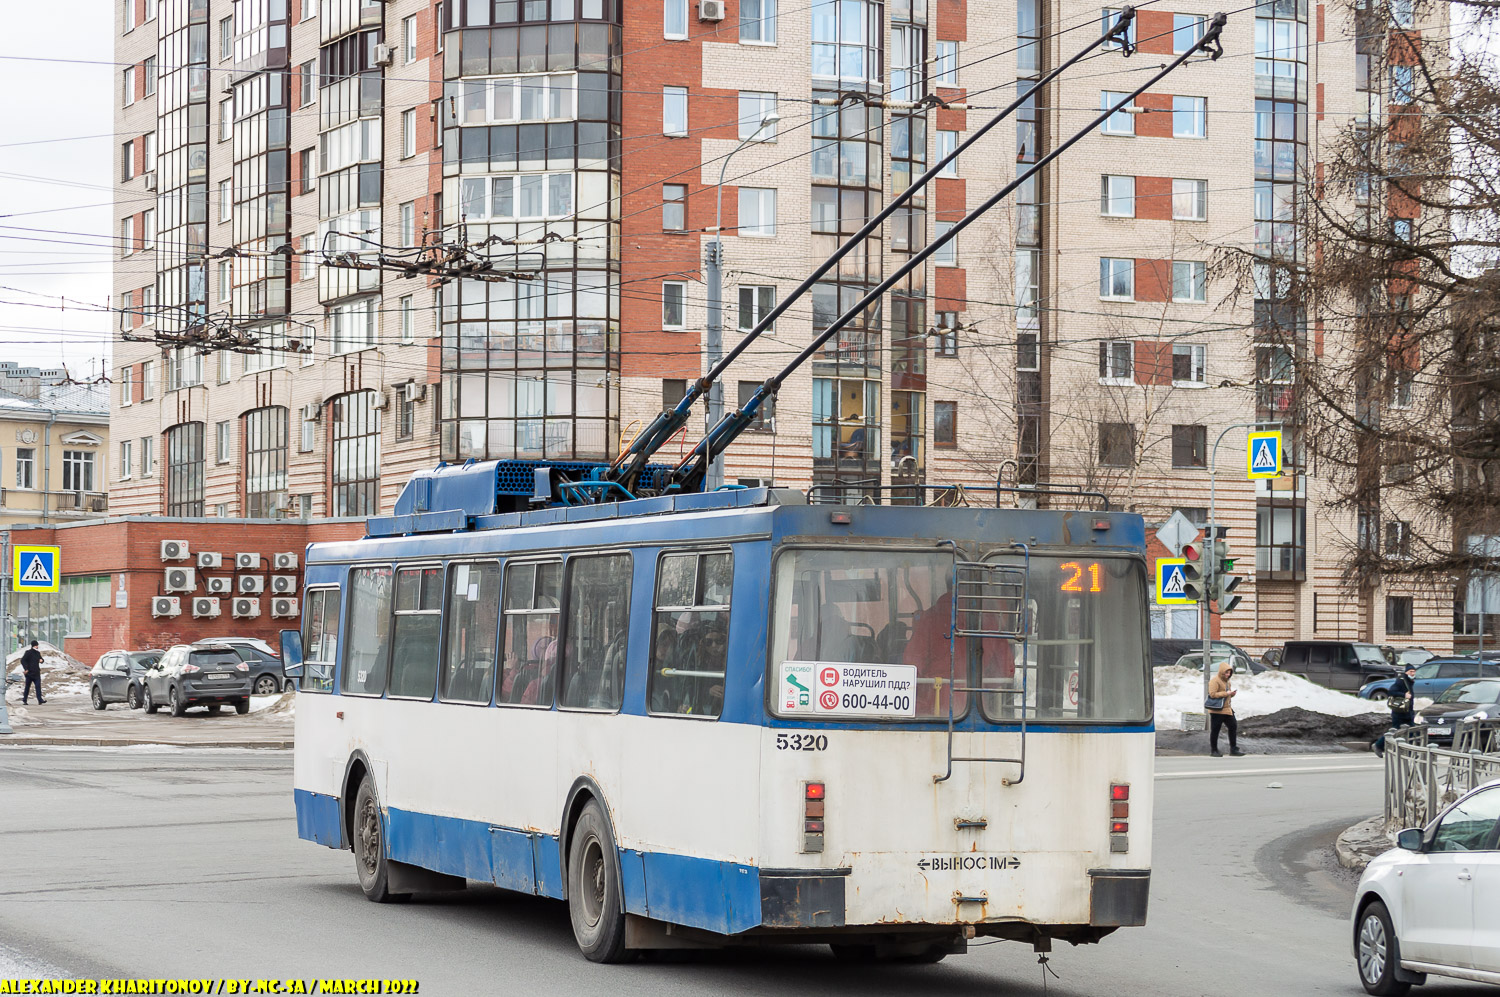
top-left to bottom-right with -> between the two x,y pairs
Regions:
165,422 -> 205,517
329,391 -> 380,517
242,406 -> 289,518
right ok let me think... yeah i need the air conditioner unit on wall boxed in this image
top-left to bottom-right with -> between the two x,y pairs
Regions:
271,597 -> 299,619
143,172 -> 157,191
374,43 -> 394,65
205,576 -> 232,595
152,596 -> 181,618
236,552 -> 261,570
233,597 -> 261,619
301,402 -> 321,422
699,0 -> 726,19
373,389 -> 392,411
271,575 -> 297,595
198,551 -> 223,569
161,540 -> 190,561
192,597 -> 221,619
402,381 -> 427,403
238,575 -> 266,595
164,566 -> 196,592
273,552 -> 299,571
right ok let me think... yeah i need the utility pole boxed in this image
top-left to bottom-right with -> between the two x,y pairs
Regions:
0,531 -> 12,735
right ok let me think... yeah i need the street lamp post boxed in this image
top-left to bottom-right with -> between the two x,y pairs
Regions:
704,110 -> 780,491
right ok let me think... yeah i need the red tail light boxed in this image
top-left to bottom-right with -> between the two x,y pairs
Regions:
1110,784 -> 1130,801
802,782 -> 825,853
805,782 -> 825,800
1111,821 -> 1129,834
1111,801 -> 1129,819
235,663 -> 249,672
181,664 -> 201,674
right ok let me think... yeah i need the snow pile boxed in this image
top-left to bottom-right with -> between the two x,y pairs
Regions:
251,690 -> 296,716
5,640 -> 86,672
1154,665 -> 1386,730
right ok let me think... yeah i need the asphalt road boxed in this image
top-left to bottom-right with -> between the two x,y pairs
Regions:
0,748 -> 1491,996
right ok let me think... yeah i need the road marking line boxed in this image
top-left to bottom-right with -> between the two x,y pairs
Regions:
1157,763 -> 1382,779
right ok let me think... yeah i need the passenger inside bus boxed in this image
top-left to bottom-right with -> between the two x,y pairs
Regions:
902,585 -> 1014,716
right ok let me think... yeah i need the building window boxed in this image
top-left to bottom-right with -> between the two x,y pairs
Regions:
141,209 -> 154,249
1099,257 -> 1134,299
663,86 -> 688,135
218,259 -> 232,302
119,291 -> 134,331
933,401 -> 957,448
397,390 -> 415,440
741,0 -> 776,42
125,0 -> 136,32
1385,520 -> 1411,557
220,97 -> 233,141
1173,343 -> 1206,383
403,14 -> 418,63
219,179 -> 232,222
140,436 -> 155,477
1173,13 -> 1205,52
399,201 -> 416,247
662,183 -> 686,230
120,216 -> 135,255
1099,339 -> 1133,380
165,423 -> 206,517
123,66 -> 135,106
738,91 -> 778,140
402,108 -> 417,158
737,284 -> 775,331
1099,423 -> 1135,466
300,234 -> 317,280
449,73 -> 578,125
1171,424 -> 1207,468
219,16 -> 233,60
216,419 -> 231,463
218,350 -> 231,384
1386,596 -> 1414,635
662,281 -> 686,328
15,448 -> 35,489
299,60 -> 316,106
435,1 -> 444,50
120,365 -> 134,405
1173,96 -> 1207,138
300,148 -> 316,193
1101,91 -> 1134,134
937,130 -> 959,176
664,0 -> 688,37
300,407 -> 318,453
399,295 -> 415,343
141,360 -> 156,400
330,298 -> 377,354
739,187 -> 776,236
121,140 -> 135,182
1390,366 -> 1414,409
737,380 -> 775,430
143,131 -> 156,173
119,440 -> 133,481
330,392 -> 380,517
662,378 -> 688,409
244,407 -> 289,518
1173,178 -> 1207,220
1172,261 -> 1207,302
1101,6 -> 1137,46
166,347 -> 203,391
1101,174 -> 1134,216
935,311 -> 959,357
143,56 -> 156,95
933,221 -> 957,265
935,41 -> 959,86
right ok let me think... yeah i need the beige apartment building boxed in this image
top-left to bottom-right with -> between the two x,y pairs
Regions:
0,364 -> 110,528
112,0 -> 1451,655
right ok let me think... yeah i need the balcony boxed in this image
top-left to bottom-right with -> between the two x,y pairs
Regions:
1256,543 -> 1306,580
0,489 -> 109,516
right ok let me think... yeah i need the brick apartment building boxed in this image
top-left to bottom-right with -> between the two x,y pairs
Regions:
110,0 -> 1459,656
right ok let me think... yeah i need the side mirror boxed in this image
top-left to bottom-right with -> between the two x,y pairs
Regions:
279,629 -> 304,678
117,662 -> 131,673
1396,828 -> 1423,851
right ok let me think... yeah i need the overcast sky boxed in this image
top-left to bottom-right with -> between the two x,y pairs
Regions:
0,5 -> 114,380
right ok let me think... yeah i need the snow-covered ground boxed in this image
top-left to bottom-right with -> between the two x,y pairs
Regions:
1154,665 -> 1389,730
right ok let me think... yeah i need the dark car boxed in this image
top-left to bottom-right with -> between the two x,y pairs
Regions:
1359,658 -> 1500,700
194,638 -> 288,695
1279,640 -> 1396,692
1417,678 -> 1500,744
1152,639 -> 1259,672
141,644 -> 253,716
89,650 -> 164,709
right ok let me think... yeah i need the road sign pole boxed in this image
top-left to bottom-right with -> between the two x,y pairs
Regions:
0,531 -> 12,735
1205,421 -> 1283,706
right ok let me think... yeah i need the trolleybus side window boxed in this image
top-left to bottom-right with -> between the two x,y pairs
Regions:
981,554 -> 1149,723
770,549 -> 967,720
499,559 -> 562,707
440,561 -> 502,705
341,566 -> 393,696
648,550 -> 732,718
559,553 -> 634,712
302,587 -> 341,693
389,565 -> 445,700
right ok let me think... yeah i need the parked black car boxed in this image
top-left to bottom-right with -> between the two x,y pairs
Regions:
89,649 -> 164,709
1417,677 -> 1500,744
1279,640 -> 1397,692
193,638 -> 288,695
141,644 -> 253,716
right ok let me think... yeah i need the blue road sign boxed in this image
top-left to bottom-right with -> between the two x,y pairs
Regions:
1248,430 -> 1282,479
1156,558 -> 1192,605
14,545 -> 60,593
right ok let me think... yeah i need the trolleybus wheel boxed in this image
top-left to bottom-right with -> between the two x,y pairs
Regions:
567,800 -> 628,963
353,776 -> 410,904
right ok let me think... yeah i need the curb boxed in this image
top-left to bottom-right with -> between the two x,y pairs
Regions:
0,735 -> 292,749
1336,815 -> 1392,872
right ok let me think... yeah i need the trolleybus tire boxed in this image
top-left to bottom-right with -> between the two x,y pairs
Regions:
1357,900 -> 1410,996
567,800 -> 629,963
353,776 -> 410,904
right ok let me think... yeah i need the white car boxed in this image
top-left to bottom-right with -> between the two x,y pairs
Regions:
1352,778 -> 1500,994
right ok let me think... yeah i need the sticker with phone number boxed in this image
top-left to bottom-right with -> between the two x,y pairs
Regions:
778,661 -> 918,718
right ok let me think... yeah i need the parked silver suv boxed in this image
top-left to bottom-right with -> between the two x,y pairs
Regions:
141,644 -> 252,717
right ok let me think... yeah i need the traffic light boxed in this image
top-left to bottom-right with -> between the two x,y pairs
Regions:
1181,542 -> 1209,603
1210,537 -> 1244,612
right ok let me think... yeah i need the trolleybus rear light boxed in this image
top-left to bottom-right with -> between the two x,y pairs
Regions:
1110,784 -> 1130,801
1110,821 -> 1129,834
802,782 -> 826,853
805,782 -> 825,800
829,512 -> 852,525
1111,801 -> 1129,819
804,820 -> 824,834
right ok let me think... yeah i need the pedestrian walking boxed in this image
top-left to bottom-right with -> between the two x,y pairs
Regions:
1207,661 -> 1244,757
1373,664 -> 1418,756
20,639 -> 44,705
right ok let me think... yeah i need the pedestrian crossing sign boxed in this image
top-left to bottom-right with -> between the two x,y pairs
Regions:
1247,430 -> 1282,480
1156,558 -> 1193,605
14,545 -> 60,593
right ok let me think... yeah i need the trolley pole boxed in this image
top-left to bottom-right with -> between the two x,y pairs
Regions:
0,530 -> 12,735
